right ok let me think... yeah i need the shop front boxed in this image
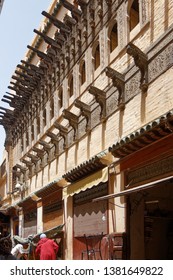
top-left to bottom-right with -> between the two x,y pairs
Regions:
106,112 -> 173,259
127,161 -> 173,260
63,167 -> 111,260
36,181 -> 64,259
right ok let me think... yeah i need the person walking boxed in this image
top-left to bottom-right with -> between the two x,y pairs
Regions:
35,233 -> 59,260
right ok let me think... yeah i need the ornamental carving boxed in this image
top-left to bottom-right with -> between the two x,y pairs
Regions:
105,67 -> 125,107
75,100 -> 92,132
89,86 -> 107,120
63,109 -> 79,141
127,156 -> 173,186
148,43 -> 173,83
125,72 -> 141,102
126,43 -> 148,92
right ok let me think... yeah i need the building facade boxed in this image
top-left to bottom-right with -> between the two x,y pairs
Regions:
0,0 -> 173,259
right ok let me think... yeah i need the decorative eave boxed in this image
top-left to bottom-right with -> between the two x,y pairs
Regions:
33,178 -> 66,199
17,197 -> 37,210
63,150 -> 113,183
109,110 -> 173,158
17,177 -> 67,208
0,205 -> 19,216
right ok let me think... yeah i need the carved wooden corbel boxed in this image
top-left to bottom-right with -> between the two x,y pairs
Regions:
60,53 -> 65,70
89,86 -> 107,120
34,29 -> 61,51
32,147 -> 45,169
26,153 -> 41,173
64,14 -> 77,30
26,153 -> 40,164
60,0 -> 82,22
65,45 -> 70,63
105,0 -> 112,6
46,131 -> 59,156
21,159 -> 34,178
21,159 -> 33,167
63,109 -> 79,141
12,166 -> 22,179
38,140 -> 52,163
42,11 -> 71,35
54,31 -> 65,45
75,99 -> 91,132
27,45 -> 53,64
105,66 -> 125,110
53,121 -> 68,149
77,0 -> 88,38
126,43 -> 148,92
71,37 -> 75,56
15,164 -> 27,174
97,0 -> 103,18
76,27 -> 82,50
38,140 -> 52,153
89,2 -> 95,29
14,166 -> 26,183
77,0 -> 88,6
32,147 -> 45,159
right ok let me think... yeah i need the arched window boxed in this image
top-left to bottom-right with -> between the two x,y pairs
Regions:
80,61 -> 86,85
110,22 -> 118,52
58,87 -> 63,109
129,0 -> 139,31
93,43 -> 100,70
50,97 -> 54,119
69,76 -> 74,98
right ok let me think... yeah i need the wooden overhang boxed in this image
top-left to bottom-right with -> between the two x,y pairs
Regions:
109,110 -> 173,159
17,178 -> 65,209
17,196 -> 37,210
35,179 -> 64,201
63,150 -> 113,183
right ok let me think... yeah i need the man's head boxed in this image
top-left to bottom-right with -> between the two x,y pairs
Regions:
40,233 -> 46,239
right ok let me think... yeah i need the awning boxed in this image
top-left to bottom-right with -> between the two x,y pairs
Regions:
109,109 -> 173,158
63,167 -> 108,198
92,175 -> 173,202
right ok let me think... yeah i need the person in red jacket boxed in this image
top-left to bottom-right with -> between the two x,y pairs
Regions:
35,233 -> 59,260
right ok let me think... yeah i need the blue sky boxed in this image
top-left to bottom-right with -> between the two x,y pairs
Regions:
0,0 -> 51,162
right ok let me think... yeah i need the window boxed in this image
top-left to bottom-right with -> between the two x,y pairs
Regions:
31,124 -> 34,142
93,43 -> 100,70
69,76 -> 74,98
80,60 -> 86,85
26,130 -> 29,147
50,97 -> 54,119
37,117 -> 40,135
110,22 -> 118,52
58,87 -> 63,109
43,108 -> 47,127
129,0 -> 139,31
